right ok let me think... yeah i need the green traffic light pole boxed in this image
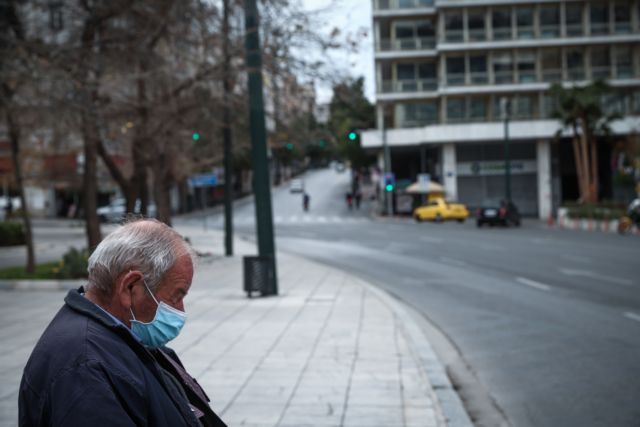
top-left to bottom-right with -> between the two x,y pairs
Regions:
244,0 -> 278,295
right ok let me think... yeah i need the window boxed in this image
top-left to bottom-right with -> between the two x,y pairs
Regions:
541,49 -> 562,82
446,98 -> 466,122
492,52 -> 513,84
492,8 -> 512,40
517,51 -> 536,83
469,55 -> 488,84
469,97 -> 488,121
396,63 -> 436,91
540,5 -> 560,38
445,12 -> 464,42
567,49 -> 585,80
395,21 -> 436,49
468,9 -> 486,41
591,46 -> 610,79
49,2 -> 63,31
565,3 -> 583,37
590,2 -> 609,35
516,7 -> 534,39
615,46 -> 633,78
514,95 -> 537,119
446,56 -> 465,85
614,2 -> 631,34
417,62 -> 437,89
397,64 -> 415,80
400,102 -> 438,127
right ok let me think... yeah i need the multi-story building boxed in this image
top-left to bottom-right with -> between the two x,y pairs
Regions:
363,0 -> 640,217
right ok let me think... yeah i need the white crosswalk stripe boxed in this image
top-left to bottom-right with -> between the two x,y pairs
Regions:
216,215 -> 370,226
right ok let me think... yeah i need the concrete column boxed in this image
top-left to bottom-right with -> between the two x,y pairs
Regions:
376,104 -> 384,130
537,139 -> 552,220
442,143 -> 457,200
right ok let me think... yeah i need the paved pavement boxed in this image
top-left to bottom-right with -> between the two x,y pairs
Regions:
0,226 -> 470,427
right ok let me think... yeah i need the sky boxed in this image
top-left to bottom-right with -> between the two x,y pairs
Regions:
300,0 -> 375,104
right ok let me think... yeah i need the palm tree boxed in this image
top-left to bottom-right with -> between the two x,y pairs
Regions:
550,80 -> 619,204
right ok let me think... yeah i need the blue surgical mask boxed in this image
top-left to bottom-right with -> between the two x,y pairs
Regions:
130,280 -> 186,348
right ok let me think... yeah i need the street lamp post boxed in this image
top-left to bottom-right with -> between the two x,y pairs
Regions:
244,0 -> 278,295
501,97 -> 511,202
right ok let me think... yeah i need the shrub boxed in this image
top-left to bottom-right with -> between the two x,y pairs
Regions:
52,247 -> 89,279
565,204 -> 626,220
0,221 -> 25,246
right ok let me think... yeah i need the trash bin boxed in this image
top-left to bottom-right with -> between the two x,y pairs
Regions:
243,255 -> 275,297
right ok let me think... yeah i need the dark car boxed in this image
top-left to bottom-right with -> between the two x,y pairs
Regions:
476,199 -> 521,227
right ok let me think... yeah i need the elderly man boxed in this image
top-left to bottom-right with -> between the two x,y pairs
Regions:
19,219 -> 226,427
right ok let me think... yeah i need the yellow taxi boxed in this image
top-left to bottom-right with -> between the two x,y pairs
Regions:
413,198 -> 469,223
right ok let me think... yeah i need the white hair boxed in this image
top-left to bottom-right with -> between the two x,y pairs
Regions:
86,219 -> 195,295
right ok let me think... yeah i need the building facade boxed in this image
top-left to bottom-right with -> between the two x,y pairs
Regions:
363,0 -> 640,217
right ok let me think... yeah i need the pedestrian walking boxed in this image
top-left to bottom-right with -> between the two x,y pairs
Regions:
346,192 -> 353,210
355,190 -> 362,210
303,192 -> 310,212
19,219 -> 227,427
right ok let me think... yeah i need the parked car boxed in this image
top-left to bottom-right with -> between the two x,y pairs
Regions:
97,198 -> 157,223
289,179 -> 305,193
476,199 -> 521,227
413,198 -> 469,222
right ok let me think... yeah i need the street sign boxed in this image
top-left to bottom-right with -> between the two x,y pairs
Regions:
417,173 -> 431,191
188,174 -> 218,188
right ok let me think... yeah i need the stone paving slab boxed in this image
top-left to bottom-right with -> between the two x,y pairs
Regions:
0,227 -> 461,427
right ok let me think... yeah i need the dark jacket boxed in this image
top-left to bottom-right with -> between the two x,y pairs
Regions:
19,288 -> 226,427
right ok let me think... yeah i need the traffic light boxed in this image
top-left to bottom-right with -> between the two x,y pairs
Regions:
192,132 -> 200,141
286,143 -> 294,151
384,173 -> 395,192
348,131 -> 357,141
319,139 -> 326,148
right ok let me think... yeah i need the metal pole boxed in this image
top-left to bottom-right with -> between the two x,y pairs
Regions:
502,98 -> 511,202
244,0 -> 278,295
382,107 -> 393,216
222,0 -> 233,256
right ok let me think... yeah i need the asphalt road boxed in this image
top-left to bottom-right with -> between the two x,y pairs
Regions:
179,167 -> 640,427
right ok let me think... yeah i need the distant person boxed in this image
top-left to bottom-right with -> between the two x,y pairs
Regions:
5,197 -> 13,217
19,219 -> 227,427
346,192 -> 353,210
303,192 -> 310,212
355,190 -> 362,210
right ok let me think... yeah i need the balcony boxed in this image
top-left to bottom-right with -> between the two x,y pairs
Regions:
565,24 -> 583,37
380,79 -> 437,93
616,65 -> 634,79
470,72 -> 489,85
540,25 -> 560,38
591,66 -> 611,80
378,37 -> 436,52
494,71 -> 514,84
542,69 -> 563,83
567,69 -> 585,81
446,73 -> 465,86
374,0 -> 434,11
518,70 -> 537,83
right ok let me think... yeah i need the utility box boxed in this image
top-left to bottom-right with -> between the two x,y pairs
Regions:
243,256 -> 275,297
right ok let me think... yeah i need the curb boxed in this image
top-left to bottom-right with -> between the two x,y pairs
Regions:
0,280 -> 83,291
359,279 -> 474,427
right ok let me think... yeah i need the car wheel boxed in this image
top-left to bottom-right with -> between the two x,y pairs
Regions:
414,214 -> 422,223
457,219 -> 465,223
435,214 -> 442,223
514,220 -> 521,227
476,221 -> 482,227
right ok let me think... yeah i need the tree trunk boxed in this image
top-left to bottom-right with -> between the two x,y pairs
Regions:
81,105 -> 102,250
578,121 -> 592,204
571,125 -> 586,203
6,108 -> 36,273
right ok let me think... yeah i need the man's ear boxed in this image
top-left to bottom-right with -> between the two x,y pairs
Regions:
116,270 -> 142,310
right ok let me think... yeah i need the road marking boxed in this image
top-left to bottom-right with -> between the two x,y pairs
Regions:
289,215 -> 299,223
624,312 -> 640,323
317,216 -> 327,223
559,268 -> 634,286
516,277 -> 551,292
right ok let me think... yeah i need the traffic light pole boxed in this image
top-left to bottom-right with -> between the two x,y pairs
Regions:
244,0 -> 278,295
382,108 -> 393,216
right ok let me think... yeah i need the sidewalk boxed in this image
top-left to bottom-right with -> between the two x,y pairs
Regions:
0,226 -> 471,427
